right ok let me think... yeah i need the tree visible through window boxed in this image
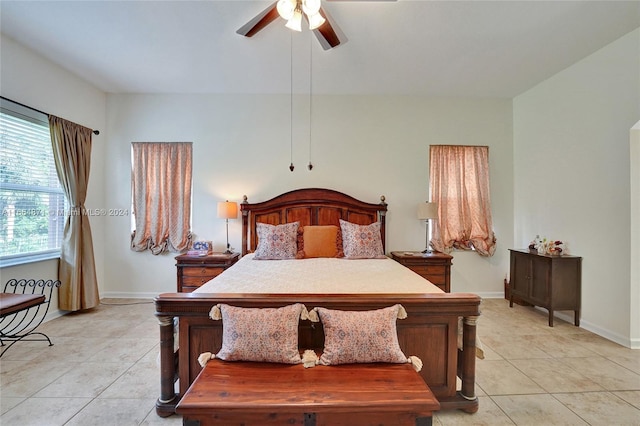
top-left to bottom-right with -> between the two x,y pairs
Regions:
0,99 -> 66,264
429,145 -> 496,256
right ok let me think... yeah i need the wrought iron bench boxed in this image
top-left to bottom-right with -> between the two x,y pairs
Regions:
0,278 -> 61,357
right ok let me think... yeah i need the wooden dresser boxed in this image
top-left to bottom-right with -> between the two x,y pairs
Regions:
508,249 -> 582,327
175,252 -> 240,293
390,251 -> 453,293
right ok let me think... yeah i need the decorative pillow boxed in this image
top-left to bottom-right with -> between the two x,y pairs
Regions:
207,303 -> 307,364
296,225 -> 344,258
309,304 -> 421,371
253,222 -> 299,260
339,219 -> 385,259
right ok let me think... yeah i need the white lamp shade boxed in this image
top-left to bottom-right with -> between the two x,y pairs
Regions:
302,0 -> 321,16
307,12 -> 326,30
217,201 -> 238,219
277,0 -> 295,20
285,9 -> 303,31
417,202 -> 438,220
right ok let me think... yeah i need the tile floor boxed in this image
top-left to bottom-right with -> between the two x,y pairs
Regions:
1,298 -> 639,425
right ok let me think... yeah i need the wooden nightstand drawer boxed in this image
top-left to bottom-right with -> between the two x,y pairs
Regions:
182,275 -> 217,287
408,265 -> 446,276
182,267 -> 225,277
390,251 -> 453,293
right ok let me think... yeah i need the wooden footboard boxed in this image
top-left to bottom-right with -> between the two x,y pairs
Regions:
154,292 -> 481,416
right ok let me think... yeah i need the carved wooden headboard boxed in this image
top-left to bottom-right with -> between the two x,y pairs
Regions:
240,188 -> 387,255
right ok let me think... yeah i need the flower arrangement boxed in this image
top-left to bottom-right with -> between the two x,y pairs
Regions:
529,235 -> 565,255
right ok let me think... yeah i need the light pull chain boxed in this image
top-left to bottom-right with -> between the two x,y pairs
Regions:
289,32 -> 295,172
308,31 -> 313,171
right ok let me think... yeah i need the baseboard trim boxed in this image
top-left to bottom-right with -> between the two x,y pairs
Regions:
101,292 -> 162,300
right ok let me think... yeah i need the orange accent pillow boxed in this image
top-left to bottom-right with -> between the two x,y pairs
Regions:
297,225 -> 344,258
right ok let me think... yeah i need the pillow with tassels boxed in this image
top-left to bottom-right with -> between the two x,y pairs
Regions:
308,304 -> 422,372
198,303 -> 311,366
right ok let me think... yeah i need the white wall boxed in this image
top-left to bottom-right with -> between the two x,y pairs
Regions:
513,29 -> 640,347
0,34 -> 107,318
104,94 -> 513,297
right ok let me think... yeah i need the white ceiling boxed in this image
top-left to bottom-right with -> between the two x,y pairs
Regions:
1,0 -> 639,97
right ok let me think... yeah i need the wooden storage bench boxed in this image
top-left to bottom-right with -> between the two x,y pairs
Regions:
177,359 -> 440,426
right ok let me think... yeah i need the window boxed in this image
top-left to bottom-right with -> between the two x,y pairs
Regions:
429,145 -> 496,256
0,99 -> 66,265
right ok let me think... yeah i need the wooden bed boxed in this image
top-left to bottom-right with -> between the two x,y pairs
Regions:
154,188 -> 481,416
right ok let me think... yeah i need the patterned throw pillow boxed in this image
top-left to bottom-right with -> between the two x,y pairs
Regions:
339,219 -> 385,259
312,305 -> 410,366
213,303 -> 306,364
253,222 -> 299,260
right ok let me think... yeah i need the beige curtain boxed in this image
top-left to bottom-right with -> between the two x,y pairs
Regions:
49,116 -> 99,311
429,145 -> 496,257
131,142 -> 192,254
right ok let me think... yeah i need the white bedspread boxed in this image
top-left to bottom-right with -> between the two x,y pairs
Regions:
195,254 -> 443,294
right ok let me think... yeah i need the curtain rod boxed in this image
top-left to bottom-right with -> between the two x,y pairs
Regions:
0,96 -> 100,135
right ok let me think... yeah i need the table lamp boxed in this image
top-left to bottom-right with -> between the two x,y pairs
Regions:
417,202 -> 438,253
217,200 -> 238,254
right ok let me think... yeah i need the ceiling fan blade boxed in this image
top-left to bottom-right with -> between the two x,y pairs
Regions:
236,1 -> 280,38
312,7 -> 344,50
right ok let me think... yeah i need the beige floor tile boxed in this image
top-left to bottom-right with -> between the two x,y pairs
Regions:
492,394 -> 588,425
0,397 -> 91,426
140,410 -> 184,426
33,361 -> 131,398
560,356 -> 640,391
509,358 -> 604,393
27,337 -> 112,363
0,337 -> 60,361
99,357 -> 160,399
480,335 -> 552,360
435,396 -> 515,425
476,360 -> 546,395
612,390 -> 640,410
517,334 -> 599,358
0,396 -> 24,415
65,398 -> 156,426
568,333 -> 636,358
608,352 -> 640,375
553,391 -> 640,425
86,337 -> 158,363
0,359 -> 72,397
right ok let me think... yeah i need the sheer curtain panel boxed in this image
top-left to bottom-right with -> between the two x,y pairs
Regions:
49,115 -> 99,311
429,145 -> 496,257
131,142 -> 192,255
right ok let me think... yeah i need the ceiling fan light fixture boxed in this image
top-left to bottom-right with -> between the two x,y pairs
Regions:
277,0 -> 295,20
285,8 -> 303,32
307,12 -> 325,30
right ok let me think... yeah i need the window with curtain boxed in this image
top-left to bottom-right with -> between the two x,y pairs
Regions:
0,99 -> 66,265
429,145 -> 496,257
131,142 -> 193,255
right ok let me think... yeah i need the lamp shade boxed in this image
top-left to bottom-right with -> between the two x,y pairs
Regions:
285,9 -> 303,31
417,202 -> 438,220
307,12 -> 326,30
217,201 -> 238,220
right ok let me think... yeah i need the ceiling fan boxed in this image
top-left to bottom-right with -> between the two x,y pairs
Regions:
237,0 -> 393,51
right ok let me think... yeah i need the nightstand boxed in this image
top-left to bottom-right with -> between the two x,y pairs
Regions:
175,252 -> 240,293
390,251 -> 453,293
